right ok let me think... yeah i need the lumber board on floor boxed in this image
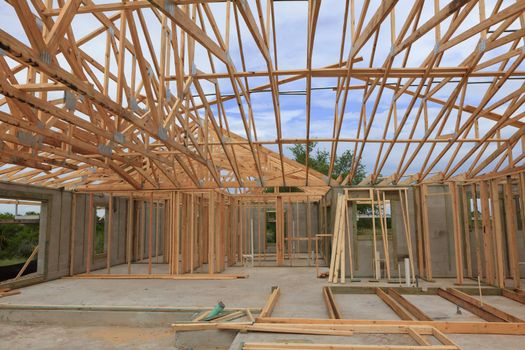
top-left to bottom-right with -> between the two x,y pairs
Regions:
172,321 -> 253,331
387,288 -> 433,321
0,289 -> 21,298
260,287 -> 280,318
437,288 -> 503,322
242,343 -> 459,350
64,274 -> 248,280
219,323 -> 355,336
376,287 -> 413,321
0,304 -> 261,313
256,317 -> 525,335
502,289 -> 525,305
446,288 -> 524,322
323,286 -> 342,319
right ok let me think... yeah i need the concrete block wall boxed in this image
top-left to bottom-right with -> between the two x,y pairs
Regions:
424,185 -> 457,278
0,181 -> 72,281
0,182 -> 130,285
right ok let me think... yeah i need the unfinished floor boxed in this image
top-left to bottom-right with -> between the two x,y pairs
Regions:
1,266 -> 525,349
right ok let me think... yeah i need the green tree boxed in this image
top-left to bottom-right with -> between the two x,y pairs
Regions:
0,213 -> 39,262
289,142 -> 366,185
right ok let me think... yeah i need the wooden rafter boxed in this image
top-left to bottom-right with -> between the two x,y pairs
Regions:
0,0 -> 522,191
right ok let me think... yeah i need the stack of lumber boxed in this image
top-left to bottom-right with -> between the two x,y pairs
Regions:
172,307 -> 256,331
0,288 -> 20,298
328,194 -> 348,283
191,307 -> 252,323
172,287 -> 280,332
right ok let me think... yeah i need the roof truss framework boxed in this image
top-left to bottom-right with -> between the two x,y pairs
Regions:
0,0 -> 522,191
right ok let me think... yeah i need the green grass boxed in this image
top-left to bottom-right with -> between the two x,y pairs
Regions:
0,257 -> 26,267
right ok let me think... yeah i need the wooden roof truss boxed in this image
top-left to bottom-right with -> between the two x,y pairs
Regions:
0,0 -> 522,191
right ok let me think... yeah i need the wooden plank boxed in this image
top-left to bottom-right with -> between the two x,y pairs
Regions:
190,194 -> 194,273
437,288 -> 503,322
503,178 -> 520,288
107,193 -> 113,273
447,288 -> 524,323
376,190 -> 391,280
407,327 -> 431,346
208,191 -> 215,273
0,290 -> 21,298
148,0 -> 229,64
420,185 -> 432,280
414,187 -> 425,278
323,287 -> 342,320
460,185 -> 472,278
259,287 -> 280,318
376,288 -> 413,321
400,189 -> 416,283
220,324 -> 355,337
449,183 -> 464,285
67,274 -> 248,280
127,194 -> 133,274
44,0 -> 82,54
241,343 -> 457,349
86,193 -> 93,274
148,192 -> 153,274
14,246 -> 38,280
174,192 -> 180,275
69,193 -> 77,276
479,181 -> 494,284
276,196 -> 285,266
490,181 -> 505,288
502,289 -> 525,305
470,184 -> 483,279
387,288 -> 432,321
171,322 -> 253,331
257,317 -> 525,335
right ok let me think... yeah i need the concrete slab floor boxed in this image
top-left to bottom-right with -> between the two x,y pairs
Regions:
1,264 -> 495,309
468,295 -> 525,320
229,332 -> 416,349
402,295 -> 482,322
335,294 -> 400,320
230,332 -> 525,350
0,266 -> 328,312
2,266 -> 525,349
0,324 -> 176,350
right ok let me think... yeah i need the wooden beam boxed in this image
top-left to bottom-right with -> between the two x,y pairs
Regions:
387,288 -> 432,321
376,287 -> 413,321
259,287 -> 280,318
256,317 -> 525,335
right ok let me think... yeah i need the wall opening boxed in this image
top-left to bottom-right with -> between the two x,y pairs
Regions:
94,206 -> 108,256
0,198 -> 42,282
265,210 -> 276,244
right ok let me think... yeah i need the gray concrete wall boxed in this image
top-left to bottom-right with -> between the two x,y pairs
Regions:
0,181 -> 72,281
0,182 -> 130,286
423,185 -> 456,278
